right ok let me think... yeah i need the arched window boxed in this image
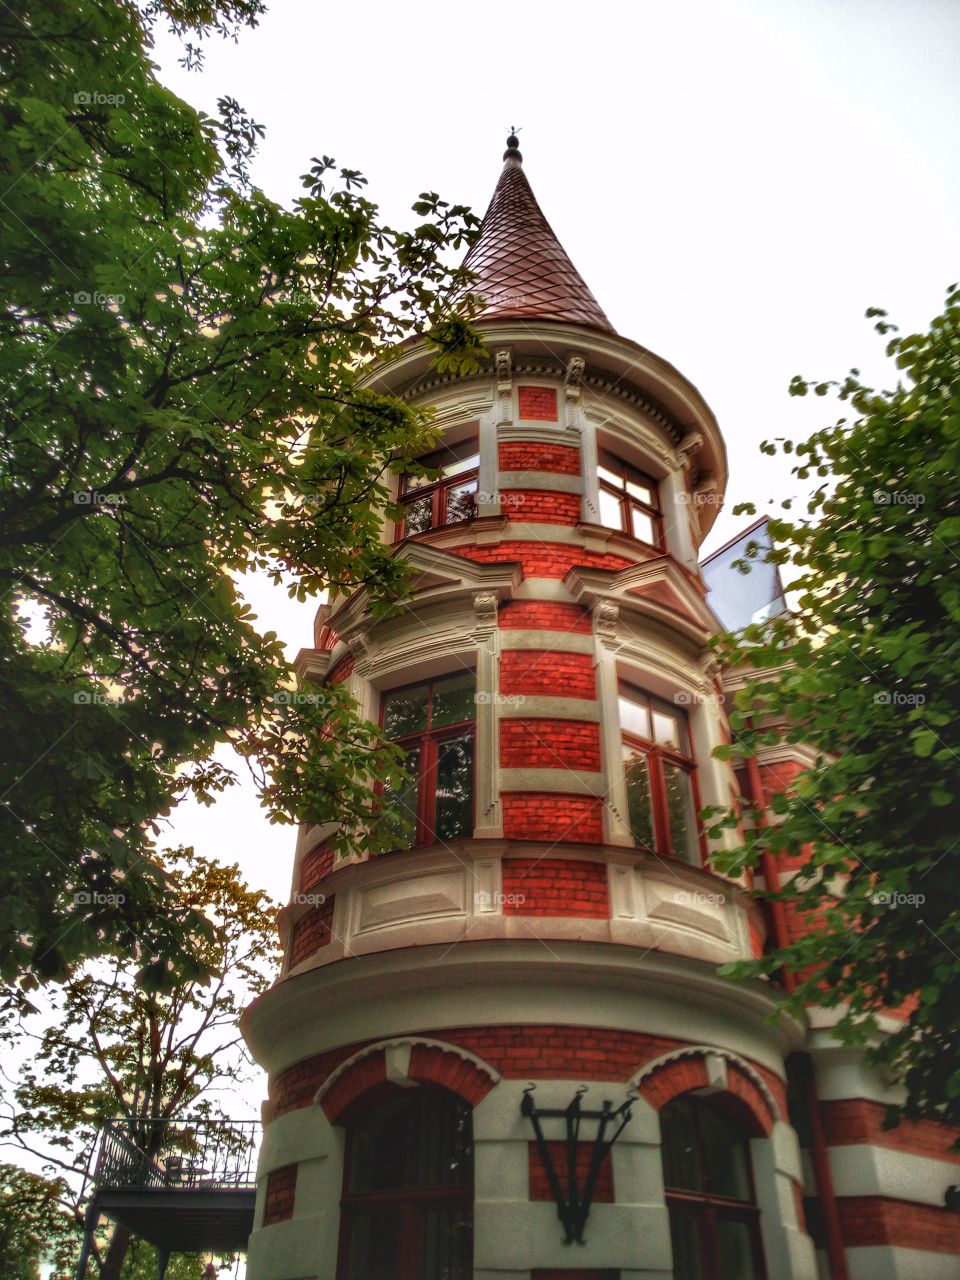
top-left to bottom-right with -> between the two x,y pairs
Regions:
338,1087 -> 473,1280
660,1093 -> 766,1280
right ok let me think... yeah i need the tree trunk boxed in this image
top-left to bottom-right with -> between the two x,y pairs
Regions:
98,1222 -> 132,1280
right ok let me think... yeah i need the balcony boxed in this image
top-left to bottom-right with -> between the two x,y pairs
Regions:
79,1118 -> 259,1277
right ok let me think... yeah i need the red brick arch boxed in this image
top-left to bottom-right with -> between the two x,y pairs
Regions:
316,1037 -> 499,1123
631,1048 -> 779,1137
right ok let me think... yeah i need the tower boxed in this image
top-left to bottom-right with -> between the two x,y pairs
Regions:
241,139 -> 958,1280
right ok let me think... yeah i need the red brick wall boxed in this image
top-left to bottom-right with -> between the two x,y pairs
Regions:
500,650 -> 596,701
502,794 -> 604,844
518,386 -> 558,421
263,1164 -> 298,1225
499,489 -> 581,525
327,654 -> 354,685
453,541 -> 632,579
821,1098 -> 960,1164
499,442 -> 581,474
502,858 -> 609,918
528,1141 -> 613,1202
298,841 -> 335,891
498,601 -> 593,633
500,719 -> 601,772
270,1026 -> 785,1116
836,1196 -> 960,1252
288,895 -> 335,968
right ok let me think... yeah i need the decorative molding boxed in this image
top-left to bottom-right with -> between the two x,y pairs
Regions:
677,430 -> 704,470
314,1035 -> 501,1108
473,591 -> 500,628
592,601 -> 620,640
564,354 -> 586,391
495,348 -> 512,389
629,1045 -> 782,1121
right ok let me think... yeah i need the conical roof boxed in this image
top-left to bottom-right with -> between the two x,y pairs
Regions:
461,135 -> 614,333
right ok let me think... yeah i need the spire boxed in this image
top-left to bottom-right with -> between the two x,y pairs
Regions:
461,133 -> 614,333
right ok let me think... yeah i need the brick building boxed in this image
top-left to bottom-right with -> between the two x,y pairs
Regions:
240,136 -> 959,1280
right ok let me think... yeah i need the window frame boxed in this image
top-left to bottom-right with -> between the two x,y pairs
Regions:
619,681 -> 705,864
596,449 -> 664,549
395,437 -> 480,540
661,1093 -> 768,1280
336,1086 -> 474,1280
378,672 -> 476,849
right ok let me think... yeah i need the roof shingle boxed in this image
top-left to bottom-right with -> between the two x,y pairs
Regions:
461,139 -> 614,333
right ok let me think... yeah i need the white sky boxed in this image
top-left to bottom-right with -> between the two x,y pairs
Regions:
147,0 -> 960,905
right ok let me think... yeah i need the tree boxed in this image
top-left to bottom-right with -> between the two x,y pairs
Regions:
711,285 -> 960,1126
0,0 -> 483,986
0,846 -> 279,1278
0,1163 -> 77,1279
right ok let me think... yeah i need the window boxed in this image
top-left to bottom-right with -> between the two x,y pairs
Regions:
661,1094 -> 766,1280
338,1088 -> 473,1280
619,684 -> 702,863
596,450 -> 662,547
380,672 -> 475,848
397,436 -> 480,538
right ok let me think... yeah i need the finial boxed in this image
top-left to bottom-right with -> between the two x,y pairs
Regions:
503,127 -> 523,163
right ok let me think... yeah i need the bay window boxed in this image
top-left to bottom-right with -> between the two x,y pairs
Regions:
380,672 -> 475,848
397,436 -> 480,538
596,449 -> 663,548
661,1093 -> 766,1280
619,683 -> 702,863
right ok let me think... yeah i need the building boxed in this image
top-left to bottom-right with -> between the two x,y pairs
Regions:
240,136 -> 960,1280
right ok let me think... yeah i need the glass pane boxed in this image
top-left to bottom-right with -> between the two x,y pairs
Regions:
432,672 -> 475,727
626,477 -> 654,504
668,1206 -> 705,1280
441,451 -> 479,479
444,479 -> 476,524
716,1216 -> 760,1279
663,762 -> 700,863
661,1097 -> 702,1191
701,1106 -> 752,1201
412,1093 -> 473,1188
383,685 -> 429,738
651,708 -> 681,749
419,1207 -> 472,1280
598,487 -> 624,530
381,746 -> 420,849
619,694 -> 651,741
345,1207 -> 404,1280
402,494 -> 434,534
630,506 -> 656,545
434,735 -> 473,842
623,746 -> 656,849
348,1095 -> 412,1192
597,463 -> 624,490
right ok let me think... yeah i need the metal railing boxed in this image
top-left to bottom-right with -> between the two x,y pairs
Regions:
95,1118 -> 259,1192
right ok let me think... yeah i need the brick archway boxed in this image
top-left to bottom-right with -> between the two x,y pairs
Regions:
630,1046 -> 780,1137
315,1036 -> 500,1123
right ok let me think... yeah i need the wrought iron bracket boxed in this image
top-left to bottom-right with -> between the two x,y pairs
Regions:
520,1083 -> 636,1244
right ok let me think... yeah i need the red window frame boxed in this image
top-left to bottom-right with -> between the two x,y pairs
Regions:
336,1086 -> 474,1280
596,449 -> 663,548
619,682 -> 705,864
661,1094 -> 767,1280
378,673 -> 475,849
395,436 -> 480,540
